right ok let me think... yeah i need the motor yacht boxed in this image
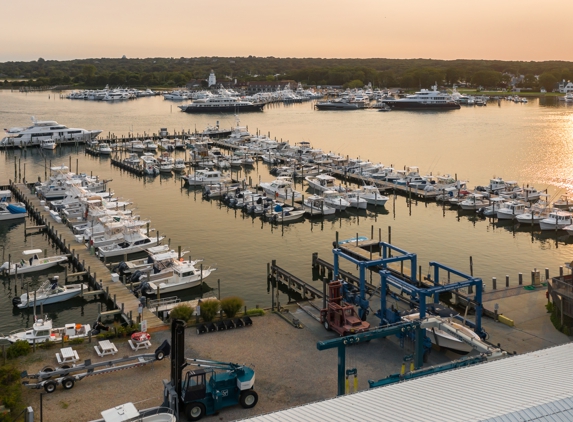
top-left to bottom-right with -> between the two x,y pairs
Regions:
1,117 -> 102,147
388,85 -> 460,110
179,95 -> 264,113
259,177 -> 302,201
182,170 -> 231,186
496,201 -> 527,220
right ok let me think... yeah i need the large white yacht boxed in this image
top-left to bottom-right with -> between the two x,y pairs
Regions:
1,117 -> 102,147
389,85 -> 460,110
179,95 -> 264,113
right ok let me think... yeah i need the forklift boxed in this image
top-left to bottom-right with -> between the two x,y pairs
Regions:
320,280 -> 370,336
166,319 -> 258,421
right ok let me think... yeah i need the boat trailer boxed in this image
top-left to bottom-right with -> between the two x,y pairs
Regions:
21,340 -> 170,393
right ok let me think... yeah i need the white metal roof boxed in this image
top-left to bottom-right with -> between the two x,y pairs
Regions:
245,343 -> 573,422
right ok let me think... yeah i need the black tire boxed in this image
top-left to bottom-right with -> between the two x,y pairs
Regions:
59,364 -> 71,376
41,366 -> 55,379
185,403 -> 205,421
323,320 -> 331,331
155,350 -> 165,361
240,390 -> 258,409
44,380 -> 57,393
62,377 -> 75,390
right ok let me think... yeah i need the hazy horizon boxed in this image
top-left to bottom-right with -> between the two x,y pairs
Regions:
1,0 -> 572,63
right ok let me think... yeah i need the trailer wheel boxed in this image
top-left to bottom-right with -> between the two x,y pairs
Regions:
155,350 -> 165,361
323,320 -> 331,331
44,381 -> 57,393
185,403 -> 205,421
59,365 -> 71,376
62,377 -> 75,390
41,366 -> 55,379
240,390 -> 259,409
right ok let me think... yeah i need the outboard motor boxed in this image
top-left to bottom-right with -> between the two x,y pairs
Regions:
12,296 -> 22,307
147,256 -> 155,264
112,261 -> 129,275
130,270 -> 143,283
153,265 -> 161,274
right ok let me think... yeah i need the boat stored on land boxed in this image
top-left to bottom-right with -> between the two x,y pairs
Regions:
0,317 -> 91,344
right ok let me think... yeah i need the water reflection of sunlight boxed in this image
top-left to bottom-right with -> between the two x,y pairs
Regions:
526,110 -> 573,194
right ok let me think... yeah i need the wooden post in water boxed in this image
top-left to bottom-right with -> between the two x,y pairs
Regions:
506,275 -> 509,288
492,277 -> 497,290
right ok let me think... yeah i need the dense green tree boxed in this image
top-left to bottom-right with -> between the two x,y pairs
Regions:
538,72 -> 557,91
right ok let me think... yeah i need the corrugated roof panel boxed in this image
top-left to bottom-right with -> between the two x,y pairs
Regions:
244,343 -> 573,422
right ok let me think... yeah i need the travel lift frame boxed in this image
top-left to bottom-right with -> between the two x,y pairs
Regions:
321,242 -> 497,396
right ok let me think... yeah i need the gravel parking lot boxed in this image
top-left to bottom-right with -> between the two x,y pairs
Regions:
19,309 -> 424,421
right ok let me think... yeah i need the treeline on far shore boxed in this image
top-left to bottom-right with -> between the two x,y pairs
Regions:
1,56 -> 572,90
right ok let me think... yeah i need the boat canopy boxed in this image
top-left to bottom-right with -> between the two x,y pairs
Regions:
23,249 -> 43,255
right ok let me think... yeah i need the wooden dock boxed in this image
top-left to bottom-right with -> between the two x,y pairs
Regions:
9,183 -> 167,332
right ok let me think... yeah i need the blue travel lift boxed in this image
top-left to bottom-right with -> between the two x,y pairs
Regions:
320,241 -> 489,395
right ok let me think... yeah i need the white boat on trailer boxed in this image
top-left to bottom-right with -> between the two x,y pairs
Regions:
0,249 -> 68,275
12,277 -> 87,309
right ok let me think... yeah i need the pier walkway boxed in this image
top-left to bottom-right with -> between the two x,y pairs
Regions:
9,183 -> 167,332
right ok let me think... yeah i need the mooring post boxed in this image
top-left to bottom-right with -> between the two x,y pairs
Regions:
545,268 -> 549,281
506,275 -> 509,288
492,277 -> 497,290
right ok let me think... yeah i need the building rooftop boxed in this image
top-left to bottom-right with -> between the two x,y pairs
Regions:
245,342 -> 573,422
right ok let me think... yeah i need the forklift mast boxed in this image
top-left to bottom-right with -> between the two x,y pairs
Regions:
171,319 -> 186,400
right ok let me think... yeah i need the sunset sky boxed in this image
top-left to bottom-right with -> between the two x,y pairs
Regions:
1,0 -> 571,62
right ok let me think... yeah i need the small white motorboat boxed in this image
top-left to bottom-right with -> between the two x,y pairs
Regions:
302,195 -> 336,216
0,201 -> 28,221
12,277 -> 87,309
0,249 -> 68,275
172,158 -> 186,172
40,138 -> 57,150
345,191 -> 368,209
0,316 -> 91,344
322,190 -> 350,211
459,194 -> 487,211
356,185 -> 389,206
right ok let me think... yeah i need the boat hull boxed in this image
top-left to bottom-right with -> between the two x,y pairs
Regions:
181,104 -> 264,113
17,284 -> 87,308
389,102 -> 461,110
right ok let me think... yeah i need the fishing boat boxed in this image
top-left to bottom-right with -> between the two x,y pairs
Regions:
133,259 -> 216,294
354,185 -> 389,206
182,170 -> 231,186
302,195 -> 337,216
323,190 -> 350,211
97,230 -> 165,258
539,211 -> 573,231
259,177 -> 302,201
113,246 -> 183,276
40,138 -> 57,150
0,249 -> 68,275
0,201 -> 28,221
0,316 -> 92,344
12,277 -> 87,309
305,174 -> 344,193
344,191 -> 368,209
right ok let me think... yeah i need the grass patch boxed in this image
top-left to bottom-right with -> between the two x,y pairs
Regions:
59,401 -> 69,409
245,308 -> 265,316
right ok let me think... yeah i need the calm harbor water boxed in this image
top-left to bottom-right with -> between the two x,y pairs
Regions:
1,91 -> 573,333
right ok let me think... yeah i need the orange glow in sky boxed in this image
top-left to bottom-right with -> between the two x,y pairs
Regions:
1,0 -> 572,62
